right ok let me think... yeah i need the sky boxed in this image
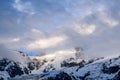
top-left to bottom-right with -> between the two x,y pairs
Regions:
0,0 -> 120,57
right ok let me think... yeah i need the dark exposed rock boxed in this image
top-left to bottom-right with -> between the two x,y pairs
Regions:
61,58 -> 85,68
0,77 -> 4,80
0,58 -> 11,71
27,62 -> 36,70
102,64 -> 119,74
0,58 -> 30,78
113,71 -> 120,80
43,71 -> 72,80
61,61 -> 80,67
6,62 -> 24,78
76,60 -> 85,71
24,67 -> 30,74
43,64 -> 55,73
27,59 -> 47,71
87,57 -> 104,65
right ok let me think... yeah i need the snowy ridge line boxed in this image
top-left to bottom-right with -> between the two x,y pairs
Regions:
9,55 -> 120,80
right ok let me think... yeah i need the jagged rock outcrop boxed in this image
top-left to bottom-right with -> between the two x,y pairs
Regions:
0,58 -> 30,79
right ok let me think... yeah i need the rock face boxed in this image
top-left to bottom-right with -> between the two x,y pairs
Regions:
0,58 -> 11,71
102,65 -> 119,74
113,71 -> 120,80
6,62 -> 24,78
41,71 -> 72,80
0,58 -> 30,79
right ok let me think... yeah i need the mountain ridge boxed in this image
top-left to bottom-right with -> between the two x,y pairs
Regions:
0,50 -> 120,80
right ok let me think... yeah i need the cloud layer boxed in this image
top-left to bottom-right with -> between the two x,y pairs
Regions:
0,0 -> 120,57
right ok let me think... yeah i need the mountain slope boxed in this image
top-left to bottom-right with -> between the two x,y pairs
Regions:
10,55 -> 120,80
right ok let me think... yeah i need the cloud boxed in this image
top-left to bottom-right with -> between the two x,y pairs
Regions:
0,44 -> 9,57
12,0 -> 35,15
27,35 -> 67,49
74,24 -> 96,35
0,44 -> 29,63
98,12 -> 119,28
0,0 -> 120,58
12,38 -> 20,42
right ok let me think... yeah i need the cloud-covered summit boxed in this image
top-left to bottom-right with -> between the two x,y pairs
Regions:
0,0 -> 120,57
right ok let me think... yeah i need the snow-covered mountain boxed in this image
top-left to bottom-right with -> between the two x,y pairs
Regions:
0,50 -> 120,80
11,55 -> 120,80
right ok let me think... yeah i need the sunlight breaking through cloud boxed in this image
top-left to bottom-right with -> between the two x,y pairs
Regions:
27,36 -> 67,49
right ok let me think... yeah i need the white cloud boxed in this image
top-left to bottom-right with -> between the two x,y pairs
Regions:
0,44 -> 28,63
74,24 -> 96,35
12,38 -> 20,42
1,0 -> 120,58
104,18 -> 118,27
13,0 -> 35,15
27,36 -> 67,49
31,28 -> 41,33
99,12 -> 119,27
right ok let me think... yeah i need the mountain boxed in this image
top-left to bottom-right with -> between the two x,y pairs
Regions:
11,55 -> 120,80
0,50 -> 120,80
0,58 -> 30,79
